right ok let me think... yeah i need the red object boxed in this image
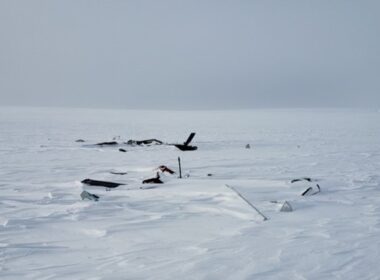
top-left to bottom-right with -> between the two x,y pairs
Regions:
158,165 -> 175,174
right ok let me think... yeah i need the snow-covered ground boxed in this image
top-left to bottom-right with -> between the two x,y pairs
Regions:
1,107 -> 380,279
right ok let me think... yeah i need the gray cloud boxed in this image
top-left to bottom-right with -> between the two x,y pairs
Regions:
1,0 -> 379,109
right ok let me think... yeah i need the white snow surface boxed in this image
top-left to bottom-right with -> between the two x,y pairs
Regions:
1,107 -> 380,279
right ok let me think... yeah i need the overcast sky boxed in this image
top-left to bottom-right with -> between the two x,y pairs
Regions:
0,0 -> 379,109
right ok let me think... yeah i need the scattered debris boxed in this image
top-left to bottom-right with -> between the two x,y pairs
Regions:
81,179 -> 124,188
143,172 -> 163,184
207,173 -> 213,177
76,139 -> 85,143
291,178 -> 321,196
110,171 -> 127,175
119,148 -> 127,152
291,177 -> 312,183
302,184 -> 321,196
124,133 -> 198,151
225,184 -> 268,221
174,133 -> 198,151
245,144 -> 251,149
158,165 -> 175,174
81,191 -> 99,201
126,139 -> 163,146
280,201 -> 293,212
96,141 -> 118,146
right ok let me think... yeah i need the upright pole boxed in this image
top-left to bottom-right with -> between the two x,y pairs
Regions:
178,157 -> 182,179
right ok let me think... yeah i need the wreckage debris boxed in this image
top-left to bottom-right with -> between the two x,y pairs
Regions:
119,148 -> 127,152
81,191 -> 99,201
124,133 -> 198,151
280,201 -> 293,212
96,141 -> 118,146
175,144 -> 198,151
291,178 -> 321,196
126,139 -> 163,146
183,132 -> 196,146
81,179 -> 125,188
270,200 -> 293,212
291,177 -> 312,183
158,165 -> 175,174
110,171 -> 127,175
245,144 -> 251,149
76,139 -> 85,143
301,184 -> 321,196
142,172 -> 163,184
174,132 -> 198,151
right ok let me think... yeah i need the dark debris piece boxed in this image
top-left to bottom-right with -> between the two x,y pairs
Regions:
119,148 -> 127,152
174,132 -> 198,151
174,144 -> 198,151
291,177 -> 312,183
110,171 -> 128,175
142,172 -> 163,184
126,139 -> 163,146
301,184 -> 321,196
96,141 -> 118,146
81,191 -> 99,201
183,132 -> 196,146
76,139 -> 85,143
81,179 -> 124,188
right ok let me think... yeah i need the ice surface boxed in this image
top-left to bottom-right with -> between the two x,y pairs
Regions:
1,107 -> 380,279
